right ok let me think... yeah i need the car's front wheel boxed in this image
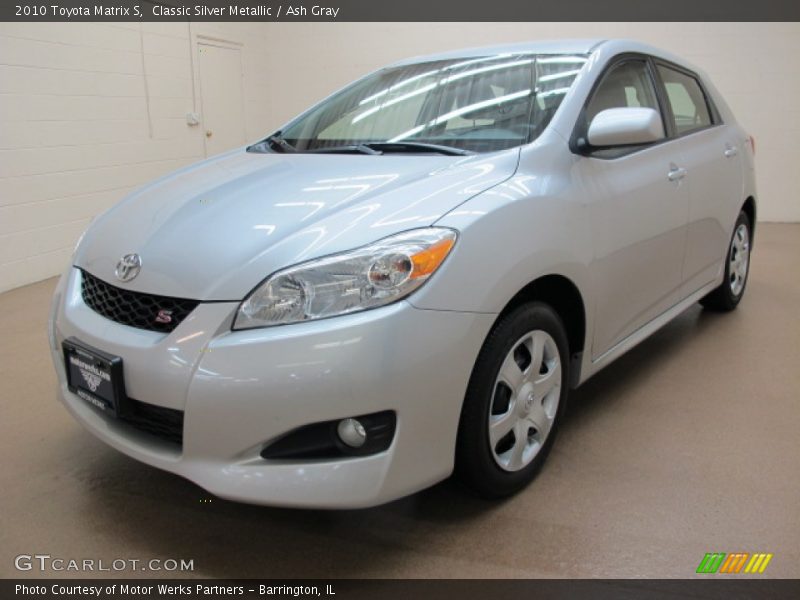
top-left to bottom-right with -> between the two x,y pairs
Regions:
701,210 -> 752,311
455,302 -> 569,498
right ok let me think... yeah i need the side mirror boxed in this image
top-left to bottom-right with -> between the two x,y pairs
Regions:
586,107 -> 664,148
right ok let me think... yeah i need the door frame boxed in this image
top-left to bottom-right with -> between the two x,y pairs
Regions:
191,33 -> 246,157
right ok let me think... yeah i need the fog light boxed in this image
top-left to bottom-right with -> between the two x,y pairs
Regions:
261,410 -> 396,460
337,418 -> 367,448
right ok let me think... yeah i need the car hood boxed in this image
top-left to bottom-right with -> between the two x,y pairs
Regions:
75,148 -> 519,300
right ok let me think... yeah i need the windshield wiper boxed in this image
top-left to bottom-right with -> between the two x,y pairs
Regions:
363,142 -> 474,156
308,144 -> 381,155
307,141 -> 474,156
261,139 -> 475,156
248,132 -> 296,154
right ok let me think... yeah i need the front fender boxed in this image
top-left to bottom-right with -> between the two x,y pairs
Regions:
411,141 -> 593,321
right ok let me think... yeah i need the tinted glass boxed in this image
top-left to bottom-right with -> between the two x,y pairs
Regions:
586,60 -> 660,123
276,54 -> 588,154
583,60 -> 663,157
657,65 -> 713,135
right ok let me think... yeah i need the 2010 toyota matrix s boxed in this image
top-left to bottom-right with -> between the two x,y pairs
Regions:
49,39 -> 756,508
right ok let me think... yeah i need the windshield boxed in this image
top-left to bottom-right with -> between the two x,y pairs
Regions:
260,53 -> 588,154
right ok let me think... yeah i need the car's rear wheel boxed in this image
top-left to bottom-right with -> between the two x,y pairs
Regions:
455,302 -> 569,498
700,210 -> 752,311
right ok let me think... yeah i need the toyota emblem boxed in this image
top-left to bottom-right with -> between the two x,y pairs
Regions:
115,254 -> 142,282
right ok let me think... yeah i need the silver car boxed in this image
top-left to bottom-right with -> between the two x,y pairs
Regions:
49,39 -> 756,508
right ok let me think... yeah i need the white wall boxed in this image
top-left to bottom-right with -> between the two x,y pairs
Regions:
0,22 -> 283,293
1,22 -> 798,293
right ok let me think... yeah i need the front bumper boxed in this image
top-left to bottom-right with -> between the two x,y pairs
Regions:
50,268 -> 494,508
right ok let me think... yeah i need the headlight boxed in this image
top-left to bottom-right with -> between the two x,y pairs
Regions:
233,227 -> 457,329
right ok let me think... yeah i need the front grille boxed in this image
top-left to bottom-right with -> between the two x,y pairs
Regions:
121,398 -> 184,446
80,270 -> 199,333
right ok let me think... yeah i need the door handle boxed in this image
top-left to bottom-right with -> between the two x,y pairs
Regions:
724,144 -> 738,158
668,165 -> 687,182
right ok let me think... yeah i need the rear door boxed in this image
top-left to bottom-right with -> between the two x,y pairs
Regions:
573,57 -> 690,359
653,63 -> 744,294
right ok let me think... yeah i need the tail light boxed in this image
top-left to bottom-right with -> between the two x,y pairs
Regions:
748,135 -> 756,155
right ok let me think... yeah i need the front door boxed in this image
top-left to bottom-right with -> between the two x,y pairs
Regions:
576,58 -> 690,359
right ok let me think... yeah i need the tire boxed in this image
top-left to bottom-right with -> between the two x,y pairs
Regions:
700,211 -> 752,312
455,302 -> 570,498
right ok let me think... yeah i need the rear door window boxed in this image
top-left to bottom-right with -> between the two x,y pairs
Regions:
656,66 -> 713,135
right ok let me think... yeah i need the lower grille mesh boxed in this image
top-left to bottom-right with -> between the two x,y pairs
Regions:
121,398 -> 184,446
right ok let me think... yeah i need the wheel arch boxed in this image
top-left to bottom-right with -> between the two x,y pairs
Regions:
742,196 -> 756,246
497,274 -> 587,388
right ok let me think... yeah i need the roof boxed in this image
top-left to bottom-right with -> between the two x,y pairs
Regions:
389,39 -> 607,66
387,39 -> 704,80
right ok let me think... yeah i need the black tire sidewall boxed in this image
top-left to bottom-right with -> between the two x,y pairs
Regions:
456,302 -> 570,498
723,211 -> 752,307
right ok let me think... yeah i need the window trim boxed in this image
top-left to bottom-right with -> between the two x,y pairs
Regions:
569,52 -> 723,160
651,59 -> 723,140
569,53 -> 669,159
